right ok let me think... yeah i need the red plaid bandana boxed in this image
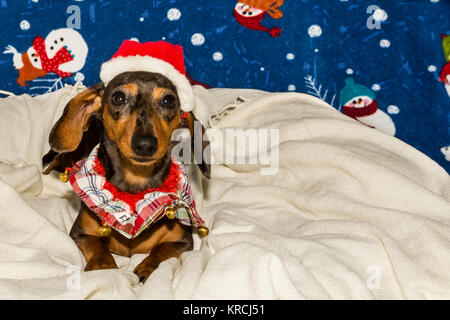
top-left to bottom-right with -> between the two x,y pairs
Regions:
68,145 -> 204,239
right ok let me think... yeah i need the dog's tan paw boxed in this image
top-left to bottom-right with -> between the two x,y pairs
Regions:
85,254 -> 118,271
133,260 -> 157,283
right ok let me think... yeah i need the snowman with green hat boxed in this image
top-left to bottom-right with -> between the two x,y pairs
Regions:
339,78 -> 396,136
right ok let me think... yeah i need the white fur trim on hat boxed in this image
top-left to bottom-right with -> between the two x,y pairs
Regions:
99,55 -> 195,112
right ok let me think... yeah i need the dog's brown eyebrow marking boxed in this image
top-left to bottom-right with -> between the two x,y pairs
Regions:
152,87 -> 169,101
122,83 -> 139,96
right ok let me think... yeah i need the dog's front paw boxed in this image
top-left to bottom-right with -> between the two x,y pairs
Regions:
133,259 -> 157,283
85,254 -> 118,271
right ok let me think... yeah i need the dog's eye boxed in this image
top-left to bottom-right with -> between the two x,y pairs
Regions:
111,91 -> 127,106
160,94 -> 175,108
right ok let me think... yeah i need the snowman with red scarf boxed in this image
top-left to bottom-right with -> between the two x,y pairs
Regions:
339,78 -> 396,136
4,28 -> 87,86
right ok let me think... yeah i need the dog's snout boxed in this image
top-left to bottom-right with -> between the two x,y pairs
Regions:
132,135 -> 158,157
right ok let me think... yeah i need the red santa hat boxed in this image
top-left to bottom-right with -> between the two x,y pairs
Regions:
100,40 -> 195,112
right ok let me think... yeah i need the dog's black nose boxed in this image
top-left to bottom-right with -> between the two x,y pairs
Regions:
132,135 -> 158,157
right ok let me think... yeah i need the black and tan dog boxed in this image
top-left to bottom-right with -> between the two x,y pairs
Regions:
42,71 -> 209,283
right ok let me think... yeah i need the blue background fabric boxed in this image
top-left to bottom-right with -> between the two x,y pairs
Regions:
0,0 -> 449,172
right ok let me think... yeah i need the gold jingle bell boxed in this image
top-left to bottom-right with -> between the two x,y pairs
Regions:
59,169 -> 69,183
197,224 -> 209,237
165,205 -> 176,219
98,222 -> 112,237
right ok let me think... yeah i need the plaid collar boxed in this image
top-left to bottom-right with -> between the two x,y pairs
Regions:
68,145 -> 204,239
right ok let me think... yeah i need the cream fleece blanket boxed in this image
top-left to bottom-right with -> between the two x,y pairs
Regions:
0,83 -> 449,299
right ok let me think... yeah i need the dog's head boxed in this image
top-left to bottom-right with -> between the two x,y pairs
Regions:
48,71 -> 210,178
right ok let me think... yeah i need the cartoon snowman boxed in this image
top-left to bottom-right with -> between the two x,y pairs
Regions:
339,78 -> 396,136
3,28 -> 88,86
439,34 -> 450,97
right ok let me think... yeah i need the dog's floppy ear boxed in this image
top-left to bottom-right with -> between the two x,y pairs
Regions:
179,112 -> 211,179
49,83 -> 104,153
42,119 -> 102,174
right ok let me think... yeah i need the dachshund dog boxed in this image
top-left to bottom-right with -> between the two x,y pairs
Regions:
43,71 -> 210,283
